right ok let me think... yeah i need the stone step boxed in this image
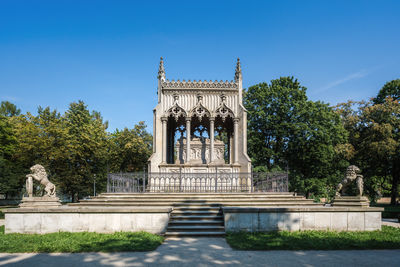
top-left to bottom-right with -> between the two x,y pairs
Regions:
167,225 -> 225,231
69,201 -> 317,207
169,220 -> 224,226
101,192 -> 294,196
173,207 -> 221,211
173,202 -> 222,209
76,199 -> 314,203
95,195 -> 305,199
170,215 -> 223,220
171,210 -> 222,215
164,231 -> 225,237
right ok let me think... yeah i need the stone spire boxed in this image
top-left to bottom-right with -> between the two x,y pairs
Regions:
235,58 -> 242,82
158,57 -> 166,81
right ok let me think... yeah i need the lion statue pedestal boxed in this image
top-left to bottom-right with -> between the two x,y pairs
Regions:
332,165 -> 370,207
19,164 -> 61,208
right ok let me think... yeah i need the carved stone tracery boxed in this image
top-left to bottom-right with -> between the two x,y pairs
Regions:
215,94 -> 234,122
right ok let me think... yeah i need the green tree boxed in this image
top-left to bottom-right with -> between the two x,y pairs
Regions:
359,98 -> 400,204
374,79 -> 400,104
0,101 -> 21,117
335,96 -> 400,204
109,121 -> 152,172
62,101 -> 108,201
245,77 -> 348,198
0,115 -> 22,198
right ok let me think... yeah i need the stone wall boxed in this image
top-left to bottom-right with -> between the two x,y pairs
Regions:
223,207 -> 383,232
5,207 -> 171,234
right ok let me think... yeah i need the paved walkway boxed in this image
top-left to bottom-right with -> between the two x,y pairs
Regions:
382,218 -> 400,228
1,237 -> 399,267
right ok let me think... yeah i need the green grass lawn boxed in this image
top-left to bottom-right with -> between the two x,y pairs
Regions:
226,226 -> 400,250
0,225 -> 164,252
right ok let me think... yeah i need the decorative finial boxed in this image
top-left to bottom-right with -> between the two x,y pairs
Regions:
235,58 -> 242,82
158,57 -> 166,80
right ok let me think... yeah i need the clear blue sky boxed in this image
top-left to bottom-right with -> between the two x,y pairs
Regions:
1,0 -> 399,131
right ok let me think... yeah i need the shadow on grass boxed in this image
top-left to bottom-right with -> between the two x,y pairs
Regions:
226,226 -> 400,250
76,232 -> 164,252
0,226 -> 164,253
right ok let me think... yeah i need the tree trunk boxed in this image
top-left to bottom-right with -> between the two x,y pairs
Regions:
391,160 -> 399,205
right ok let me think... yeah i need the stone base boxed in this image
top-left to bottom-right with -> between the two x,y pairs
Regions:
19,196 -> 62,208
223,206 -> 384,232
4,207 -> 172,234
333,196 -> 370,207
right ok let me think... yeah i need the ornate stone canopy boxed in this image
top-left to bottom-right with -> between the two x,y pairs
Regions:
149,58 -> 251,173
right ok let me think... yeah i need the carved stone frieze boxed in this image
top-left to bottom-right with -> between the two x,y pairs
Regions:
175,137 -> 225,164
162,80 -> 238,90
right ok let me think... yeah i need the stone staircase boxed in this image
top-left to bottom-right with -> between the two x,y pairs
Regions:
71,192 -> 319,207
166,204 -> 225,237
70,192 -> 321,237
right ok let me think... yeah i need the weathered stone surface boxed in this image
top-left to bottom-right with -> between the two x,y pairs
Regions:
223,207 -> 382,232
365,212 -> 381,231
301,212 -> 315,230
315,212 -> 331,230
330,212 -> 348,231
332,196 -> 370,208
348,212 -> 366,231
19,196 -> 61,208
5,208 -> 171,234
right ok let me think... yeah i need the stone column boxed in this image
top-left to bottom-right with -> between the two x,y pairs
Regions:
209,118 -> 215,163
233,118 -> 239,164
161,117 -> 167,164
26,176 -> 33,197
185,117 -> 191,163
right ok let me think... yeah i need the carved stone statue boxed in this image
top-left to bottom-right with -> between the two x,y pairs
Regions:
335,165 -> 364,197
26,164 -> 56,197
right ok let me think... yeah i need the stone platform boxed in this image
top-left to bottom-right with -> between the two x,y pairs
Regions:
332,196 -> 370,207
5,207 -> 171,234
4,192 -> 384,235
19,197 -> 62,208
223,206 -> 383,232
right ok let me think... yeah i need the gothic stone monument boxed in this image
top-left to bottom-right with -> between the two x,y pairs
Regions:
148,58 -> 251,174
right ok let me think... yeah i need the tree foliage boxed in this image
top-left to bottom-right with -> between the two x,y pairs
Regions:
335,96 -> 400,204
0,101 -> 21,117
0,115 -> 22,197
245,77 -> 348,198
0,100 -> 153,201
374,79 -> 400,104
108,121 -> 152,172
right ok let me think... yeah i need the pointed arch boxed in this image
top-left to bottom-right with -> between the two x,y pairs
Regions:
166,103 -> 187,121
189,101 -> 211,121
215,102 -> 234,122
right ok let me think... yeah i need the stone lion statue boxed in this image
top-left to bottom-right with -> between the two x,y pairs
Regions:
26,164 -> 56,197
335,165 -> 363,197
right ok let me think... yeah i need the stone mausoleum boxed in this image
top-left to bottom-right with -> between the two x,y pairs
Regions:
148,58 -> 251,173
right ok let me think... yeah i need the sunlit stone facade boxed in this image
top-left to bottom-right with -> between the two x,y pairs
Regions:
148,58 -> 251,173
